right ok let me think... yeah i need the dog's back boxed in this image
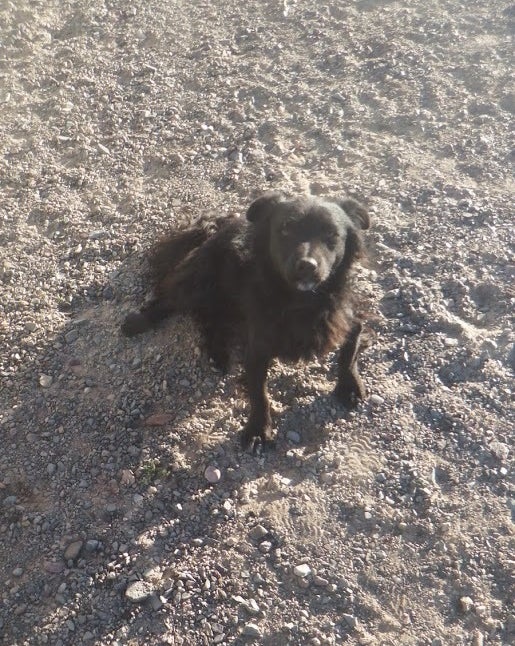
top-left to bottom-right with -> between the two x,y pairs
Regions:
150,215 -> 235,282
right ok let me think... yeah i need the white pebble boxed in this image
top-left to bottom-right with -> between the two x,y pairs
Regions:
293,563 -> 312,577
39,374 -> 53,388
204,466 -> 221,483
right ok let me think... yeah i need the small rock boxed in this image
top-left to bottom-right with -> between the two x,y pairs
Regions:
242,623 -> 262,638
149,593 -> 164,611
120,469 -> 136,486
444,337 -> 459,347
47,463 -> 56,475
342,613 -> 359,629
125,580 -> 155,603
64,540 -> 83,561
489,440 -> 509,461
249,524 -> 268,541
39,374 -> 53,388
4,495 -> 17,506
369,394 -> 384,406
472,631 -> 484,646
459,596 -> 474,613
65,329 -> 79,344
313,575 -> 329,587
204,465 -> 222,483
12,567 -> 24,577
233,596 -> 260,614
44,560 -> 65,574
286,430 -> 301,443
258,541 -> 272,553
293,563 -> 312,577
320,472 -> 334,485
84,539 -> 100,553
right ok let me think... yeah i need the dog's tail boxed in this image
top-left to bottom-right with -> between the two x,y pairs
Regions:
149,215 -> 234,282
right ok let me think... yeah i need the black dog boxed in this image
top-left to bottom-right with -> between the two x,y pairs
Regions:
122,192 -> 370,449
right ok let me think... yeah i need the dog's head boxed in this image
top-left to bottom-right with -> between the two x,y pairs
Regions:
247,193 -> 370,292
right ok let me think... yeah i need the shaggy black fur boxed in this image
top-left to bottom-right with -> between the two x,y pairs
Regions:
121,192 -> 371,449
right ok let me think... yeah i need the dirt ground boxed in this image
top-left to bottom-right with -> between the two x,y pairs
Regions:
0,1 -> 513,644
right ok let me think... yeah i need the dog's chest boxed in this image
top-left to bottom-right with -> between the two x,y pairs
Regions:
269,299 -> 348,361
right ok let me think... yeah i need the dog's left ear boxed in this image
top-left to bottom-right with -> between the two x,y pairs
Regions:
336,198 -> 371,230
246,192 -> 284,223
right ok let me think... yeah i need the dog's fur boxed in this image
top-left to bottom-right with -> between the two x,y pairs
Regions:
122,192 -> 371,448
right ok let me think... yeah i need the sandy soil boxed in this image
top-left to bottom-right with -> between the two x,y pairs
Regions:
0,1 -> 513,644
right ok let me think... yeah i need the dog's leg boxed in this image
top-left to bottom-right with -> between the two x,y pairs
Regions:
333,321 -> 366,408
195,307 -> 231,373
241,349 -> 273,450
121,296 -> 176,337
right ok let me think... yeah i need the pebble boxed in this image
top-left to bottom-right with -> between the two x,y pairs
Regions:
242,623 -> 262,638
286,430 -> 301,443
249,524 -> 268,541
149,593 -> 164,611
342,613 -> 359,629
369,394 -> 385,406
472,631 -> 484,646
13,567 -> 24,577
293,563 -> 312,577
459,596 -> 474,613
258,541 -> 272,553
233,596 -> 260,614
204,465 -> 222,483
65,329 -> 79,344
64,540 -> 83,561
39,374 -> 53,388
125,580 -> 155,603
84,539 -> 100,553
44,560 -> 65,574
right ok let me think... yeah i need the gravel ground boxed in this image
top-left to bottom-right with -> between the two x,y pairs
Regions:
1,1 -> 514,644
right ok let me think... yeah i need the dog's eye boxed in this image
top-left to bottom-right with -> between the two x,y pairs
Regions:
325,234 -> 338,249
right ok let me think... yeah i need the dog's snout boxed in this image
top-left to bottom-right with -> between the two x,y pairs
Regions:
296,257 -> 318,278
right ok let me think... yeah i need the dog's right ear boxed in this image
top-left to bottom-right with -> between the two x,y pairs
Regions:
337,198 -> 371,230
246,192 -> 284,223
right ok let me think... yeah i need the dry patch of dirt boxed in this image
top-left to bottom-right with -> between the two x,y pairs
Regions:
1,1 -> 513,644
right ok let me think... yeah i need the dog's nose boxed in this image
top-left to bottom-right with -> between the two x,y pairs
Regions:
296,257 -> 318,278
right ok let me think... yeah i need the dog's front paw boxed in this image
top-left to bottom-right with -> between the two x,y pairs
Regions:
240,422 -> 275,452
333,373 -> 366,409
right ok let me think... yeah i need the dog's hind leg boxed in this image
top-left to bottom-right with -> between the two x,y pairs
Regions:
196,308 -> 231,373
121,263 -> 205,337
333,321 -> 366,407
121,296 -> 176,337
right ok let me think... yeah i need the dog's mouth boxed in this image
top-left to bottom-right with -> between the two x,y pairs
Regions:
295,279 -> 319,292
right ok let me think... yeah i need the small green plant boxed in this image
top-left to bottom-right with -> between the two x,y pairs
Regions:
139,459 -> 169,485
